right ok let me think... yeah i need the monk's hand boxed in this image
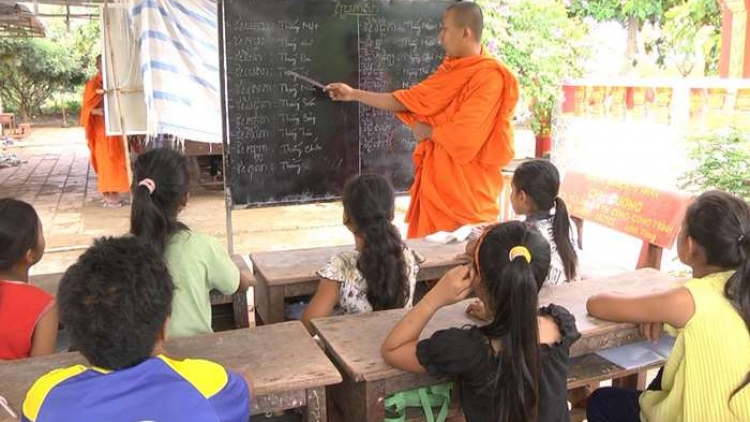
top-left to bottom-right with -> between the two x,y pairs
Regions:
325,83 -> 356,101
424,265 -> 472,309
91,108 -> 104,116
411,122 -> 433,142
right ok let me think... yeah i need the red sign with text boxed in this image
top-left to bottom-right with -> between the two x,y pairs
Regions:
560,171 -> 691,249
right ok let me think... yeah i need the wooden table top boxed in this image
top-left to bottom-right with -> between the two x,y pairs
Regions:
0,321 -> 340,422
250,238 -> 468,286
312,268 -> 680,383
28,254 -> 254,305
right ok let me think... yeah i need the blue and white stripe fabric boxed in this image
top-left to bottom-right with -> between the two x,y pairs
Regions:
128,0 -> 221,143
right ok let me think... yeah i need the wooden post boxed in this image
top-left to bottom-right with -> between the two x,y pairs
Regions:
719,0 -> 750,78
102,0 -> 133,184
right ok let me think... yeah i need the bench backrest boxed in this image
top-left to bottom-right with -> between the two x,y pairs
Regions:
560,170 -> 691,269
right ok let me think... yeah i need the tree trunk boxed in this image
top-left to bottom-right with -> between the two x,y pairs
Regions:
60,92 -> 68,127
622,15 -> 640,75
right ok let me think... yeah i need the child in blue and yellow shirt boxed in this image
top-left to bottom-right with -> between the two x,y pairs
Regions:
21,236 -> 251,422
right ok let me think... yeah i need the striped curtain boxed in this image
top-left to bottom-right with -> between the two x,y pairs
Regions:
128,0 -> 221,143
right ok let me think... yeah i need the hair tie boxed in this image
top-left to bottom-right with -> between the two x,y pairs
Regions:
550,200 -> 557,216
138,178 -> 156,195
508,246 -> 532,263
740,233 -> 748,244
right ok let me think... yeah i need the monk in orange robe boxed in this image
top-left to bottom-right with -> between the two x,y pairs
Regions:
326,2 -> 519,238
81,55 -> 130,207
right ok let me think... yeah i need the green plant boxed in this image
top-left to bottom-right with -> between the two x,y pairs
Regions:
0,16 -> 99,121
681,129 -> 750,202
658,0 -> 721,76
479,0 -> 590,137
567,0 -> 681,72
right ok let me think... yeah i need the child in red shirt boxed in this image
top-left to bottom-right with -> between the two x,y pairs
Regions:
0,198 -> 57,359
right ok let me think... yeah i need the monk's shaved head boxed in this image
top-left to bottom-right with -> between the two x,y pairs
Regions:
445,2 -> 483,42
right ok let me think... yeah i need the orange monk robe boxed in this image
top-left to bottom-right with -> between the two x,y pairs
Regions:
80,73 -> 130,193
393,48 -> 519,238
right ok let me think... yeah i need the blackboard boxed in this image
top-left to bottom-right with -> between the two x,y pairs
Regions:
219,0 -> 450,207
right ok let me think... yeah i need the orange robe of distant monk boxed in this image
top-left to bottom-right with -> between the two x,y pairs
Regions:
80,72 -> 129,193
393,48 -> 519,238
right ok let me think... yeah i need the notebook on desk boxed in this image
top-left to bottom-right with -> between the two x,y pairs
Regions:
596,335 -> 675,370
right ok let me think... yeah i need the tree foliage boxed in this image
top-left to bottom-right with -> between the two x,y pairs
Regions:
656,0 -> 721,75
479,0 -> 591,136
567,0 -> 681,23
568,0 -> 721,76
681,129 -> 750,202
0,16 -> 100,120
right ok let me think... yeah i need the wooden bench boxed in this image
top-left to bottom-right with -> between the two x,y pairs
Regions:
0,321 -> 341,422
29,254 -> 256,328
311,268 -> 680,422
251,238 -> 467,324
560,170 -> 691,271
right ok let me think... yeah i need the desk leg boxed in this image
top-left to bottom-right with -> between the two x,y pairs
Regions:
232,292 -> 249,328
305,386 -> 326,422
332,379 -> 385,422
612,371 -> 647,390
254,274 -> 285,324
268,286 -> 285,324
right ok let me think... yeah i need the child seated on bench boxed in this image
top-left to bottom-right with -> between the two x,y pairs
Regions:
302,174 -> 423,331
130,149 -> 251,337
465,160 -> 580,322
586,190 -> 750,421
0,198 -> 57,359
22,236 -> 251,422
510,159 -> 579,286
382,221 -> 580,422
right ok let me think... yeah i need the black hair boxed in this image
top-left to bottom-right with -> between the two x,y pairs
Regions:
512,159 -> 578,282
477,221 -> 551,422
130,148 -> 189,255
342,174 -> 409,311
0,198 -> 41,270
446,1 -> 484,41
683,190 -> 750,400
58,236 -> 174,370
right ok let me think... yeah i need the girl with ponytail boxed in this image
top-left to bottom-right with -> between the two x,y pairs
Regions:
130,149 -> 251,338
510,159 -> 578,287
302,174 -> 423,331
587,190 -> 750,421
382,221 -> 580,422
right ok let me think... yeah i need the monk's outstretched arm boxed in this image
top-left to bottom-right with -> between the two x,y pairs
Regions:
326,83 -> 407,112
430,73 -> 503,164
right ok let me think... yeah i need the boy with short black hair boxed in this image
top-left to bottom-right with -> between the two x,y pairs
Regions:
22,236 -> 251,422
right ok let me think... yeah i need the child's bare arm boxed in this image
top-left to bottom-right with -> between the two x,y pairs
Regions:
30,303 -> 58,357
380,299 -> 435,373
381,266 -> 472,372
300,279 -> 340,334
586,287 -> 695,329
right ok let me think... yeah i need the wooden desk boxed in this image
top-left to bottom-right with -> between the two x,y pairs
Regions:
0,321 -> 341,422
311,268 -> 679,422
29,254 -> 256,328
0,113 -> 15,136
251,239 -> 467,324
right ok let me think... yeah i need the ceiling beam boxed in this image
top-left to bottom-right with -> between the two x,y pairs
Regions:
0,0 -> 104,5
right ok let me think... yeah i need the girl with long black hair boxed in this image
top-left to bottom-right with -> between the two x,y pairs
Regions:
382,221 -> 580,422
302,174 -> 423,331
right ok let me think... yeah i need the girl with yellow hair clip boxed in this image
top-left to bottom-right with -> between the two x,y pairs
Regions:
382,221 -> 581,422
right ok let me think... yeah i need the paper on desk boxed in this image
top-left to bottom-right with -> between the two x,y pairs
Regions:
596,336 -> 675,370
425,225 -> 474,244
